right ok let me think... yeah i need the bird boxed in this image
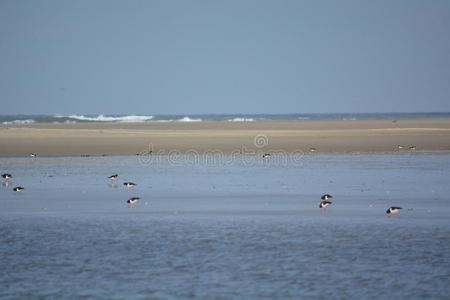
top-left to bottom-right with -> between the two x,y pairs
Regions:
321,194 -> 333,201
108,174 -> 118,180
319,200 -> 332,209
310,148 -> 317,152
319,194 -> 333,209
2,173 -> 12,180
397,145 -> 405,150
30,153 -> 37,157
13,186 -> 24,192
262,153 -> 271,159
123,182 -> 136,187
409,146 -> 416,150
127,197 -> 140,205
386,206 -> 402,215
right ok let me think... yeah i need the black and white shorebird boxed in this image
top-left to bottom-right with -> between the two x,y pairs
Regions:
123,182 -> 136,187
13,186 -> 24,192
409,146 -> 416,150
2,173 -> 12,180
262,153 -> 271,159
30,153 -> 37,157
386,206 -> 402,215
108,174 -> 118,180
310,147 -> 317,152
321,194 -> 333,201
127,197 -> 140,205
397,145 -> 405,150
319,194 -> 333,209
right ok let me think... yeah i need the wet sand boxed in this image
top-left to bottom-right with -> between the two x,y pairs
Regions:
1,119 -> 450,155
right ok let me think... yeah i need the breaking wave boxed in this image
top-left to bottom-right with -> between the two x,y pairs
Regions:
177,117 -> 202,122
2,113 -> 450,124
56,115 -> 154,122
2,119 -> 35,125
228,118 -> 254,122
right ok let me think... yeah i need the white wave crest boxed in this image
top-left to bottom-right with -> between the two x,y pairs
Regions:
177,117 -> 202,122
2,119 -> 35,125
228,118 -> 254,122
52,120 -> 77,124
57,115 -> 154,122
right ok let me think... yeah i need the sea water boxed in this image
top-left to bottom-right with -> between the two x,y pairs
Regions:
1,112 -> 450,124
0,154 -> 449,299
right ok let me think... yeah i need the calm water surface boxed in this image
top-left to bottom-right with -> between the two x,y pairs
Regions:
1,154 -> 449,299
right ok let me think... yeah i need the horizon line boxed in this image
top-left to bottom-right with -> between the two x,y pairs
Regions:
2,111 -> 450,116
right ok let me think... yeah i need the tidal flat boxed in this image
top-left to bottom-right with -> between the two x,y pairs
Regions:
1,154 -> 449,299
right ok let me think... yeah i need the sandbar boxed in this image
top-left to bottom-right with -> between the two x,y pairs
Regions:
1,119 -> 450,156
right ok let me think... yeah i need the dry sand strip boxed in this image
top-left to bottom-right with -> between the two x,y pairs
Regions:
1,119 -> 450,156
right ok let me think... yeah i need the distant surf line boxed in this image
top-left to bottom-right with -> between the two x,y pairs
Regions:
1,112 -> 450,124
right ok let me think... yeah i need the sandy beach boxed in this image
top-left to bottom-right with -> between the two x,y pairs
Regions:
1,118 -> 450,156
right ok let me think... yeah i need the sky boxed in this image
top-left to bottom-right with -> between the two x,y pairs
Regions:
0,0 -> 449,115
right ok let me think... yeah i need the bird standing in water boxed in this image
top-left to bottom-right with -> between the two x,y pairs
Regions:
319,194 -> 333,209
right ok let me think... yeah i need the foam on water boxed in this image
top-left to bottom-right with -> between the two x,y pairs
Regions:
228,117 -> 254,122
1,112 -> 450,124
177,116 -> 202,122
57,114 -> 154,122
2,119 -> 35,125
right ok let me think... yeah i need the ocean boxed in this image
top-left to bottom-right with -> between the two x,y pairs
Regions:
1,154 -> 449,298
1,112 -> 450,124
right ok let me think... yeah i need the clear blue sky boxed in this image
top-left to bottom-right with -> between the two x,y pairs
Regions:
1,0 -> 449,115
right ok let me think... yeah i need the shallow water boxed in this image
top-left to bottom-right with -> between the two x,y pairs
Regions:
1,154 -> 449,299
